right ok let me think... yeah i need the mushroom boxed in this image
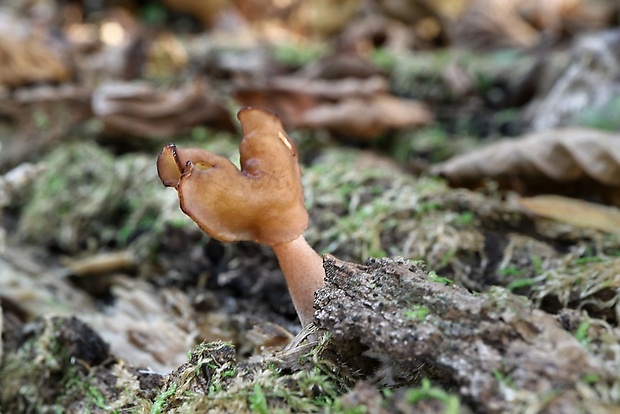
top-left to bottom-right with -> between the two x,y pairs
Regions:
157,107 -> 324,327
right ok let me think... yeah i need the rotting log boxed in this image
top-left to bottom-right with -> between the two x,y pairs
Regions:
314,256 -> 613,413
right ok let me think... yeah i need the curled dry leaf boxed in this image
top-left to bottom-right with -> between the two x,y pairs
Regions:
92,79 -> 230,138
235,76 -> 432,139
433,128 -> 620,202
0,16 -> 71,87
518,195 -> 620,235
234,76 -> 389,124
296,52 -> 384,80
271,75 -> 388,100
298,95 -> 433,139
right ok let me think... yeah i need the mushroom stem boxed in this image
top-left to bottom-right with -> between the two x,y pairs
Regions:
271,235 -> 324,327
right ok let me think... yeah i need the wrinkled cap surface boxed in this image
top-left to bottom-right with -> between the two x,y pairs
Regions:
157,107 -> 308,245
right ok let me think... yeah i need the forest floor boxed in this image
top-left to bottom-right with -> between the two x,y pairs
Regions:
1,1 -> 620,413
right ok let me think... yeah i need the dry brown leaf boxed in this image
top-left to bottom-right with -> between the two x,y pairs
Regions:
0,17 -> 71,87
518,195 -> 620,235
92,79 -> 231,138
296,51 -> 384,80
234,75 -> 389,119
298,95 -> 433,139
271,75 -> 388,99
235,76 -> 432,138
433,128 -> 620,194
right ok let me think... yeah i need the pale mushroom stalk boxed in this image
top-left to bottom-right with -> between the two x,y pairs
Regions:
157,107 -> 325,327
271,235 -> 324,327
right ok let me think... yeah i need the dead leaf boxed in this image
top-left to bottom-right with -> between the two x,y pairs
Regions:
432,128 -> 620,199
298,95 -> 434,139
92,79 -> 231,138
296,51 -> 384,80
0,16 -> 71,87
234,75 -> 389,114
518,195 -> 620,235
273,75 -> 389,100
235,76 -> 432,139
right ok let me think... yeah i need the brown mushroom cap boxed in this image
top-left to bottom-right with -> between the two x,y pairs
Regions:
157,107 -> 309,245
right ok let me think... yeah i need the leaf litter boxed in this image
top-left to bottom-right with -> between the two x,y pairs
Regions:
2,1 -> 620,413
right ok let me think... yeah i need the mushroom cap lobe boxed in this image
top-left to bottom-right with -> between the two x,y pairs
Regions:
157,107 -> 308,245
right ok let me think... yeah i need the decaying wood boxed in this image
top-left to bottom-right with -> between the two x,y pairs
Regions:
314,255 -> 614,413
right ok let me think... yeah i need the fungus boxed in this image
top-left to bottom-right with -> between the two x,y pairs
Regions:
157,107 -> 324,327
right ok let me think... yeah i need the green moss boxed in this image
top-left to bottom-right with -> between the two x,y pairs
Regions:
388,49 -> 531,101
303,148 -> 449,261
151,382 -> 177,414
405,378 -> 461,414
403,305 -> 430,321
370,47 -> 397,72
531,255 -> 620,322
428,271 -> 454,285
507,278 -> 537,291
0,316 -> 145,414
144,337 -> 374,414
387,126 -> 480,164
452,211 -> 474,227
271,42 -> 328,69
574,321 -> 592,347
492,369 -> 515,389
497,265 -> 526,278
